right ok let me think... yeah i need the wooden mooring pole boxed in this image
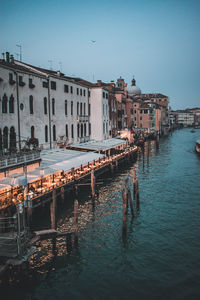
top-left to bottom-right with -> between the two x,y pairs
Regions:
74,199 -> 79,245
122,187 -> 128,236
50,190 -> 57,230
133,169 -> 136,196
91,170 -> 96,198
128,189 -> 134,218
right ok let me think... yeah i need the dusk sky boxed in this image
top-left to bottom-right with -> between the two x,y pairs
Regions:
1,0 -> 200,110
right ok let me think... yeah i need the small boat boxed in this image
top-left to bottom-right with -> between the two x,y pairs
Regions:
195,140 -> 200,154
191,129 -> 195,133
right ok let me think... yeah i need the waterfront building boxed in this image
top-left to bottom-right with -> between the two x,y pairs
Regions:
175,111 -> 195,127
0,53 -> 90,152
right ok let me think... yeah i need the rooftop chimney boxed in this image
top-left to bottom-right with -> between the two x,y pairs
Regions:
1,53 -> 5,61
10,55 -> 14,63
6,52 -> 10,63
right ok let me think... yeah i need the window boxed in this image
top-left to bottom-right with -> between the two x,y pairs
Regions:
10,127 -> 16,149
65,100 -> 68,115
31,126 -> 34,139
84,103 -> 86,115
140,116 -> 142,120
134,110 -> 137,114
9,73 -> 15,85
81,124 -> 83,137
70,86 -> 73,94
103,92 -> 105,98
103,122 -> 105,134
53,125 -> 56,141
131,108 -> 133,114
71,124 -> 74,139
45,125 -> 48,142
77,102 -> 79,115
52,98 -> 55,115
83,89 -> 86,96
64,84 -> 69,93
3,127 -> 8,149
144,110 -> 148,114
66,124 -> 68,138
77,124 -> 80,138
140,110 -> 142,114
80,103 -> 82,116
51,81 -> 56,90
88,104 -> 91,116
29,78 -> 35,88
43,81 -> 48,88
88,91 -> 90,97
106,93 -> 108,99
84,123 -> 86,136
80,89 -> 82,96
106,105 -> 107,115
135,117 -> 137,121
19,76 -> 25,86
106,122 -> 108,133
89,123 -> 91,135
77,88 -> 79,95
9,95 -> 14,113
29,95 -> 33,114
2,94 -> 8,113
71,101 -> 73,115
44,97 -> 47,114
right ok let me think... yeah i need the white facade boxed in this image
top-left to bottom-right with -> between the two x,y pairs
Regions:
89,87 -> 110,141
177,112 -> 194,126
0,57 -> 90,152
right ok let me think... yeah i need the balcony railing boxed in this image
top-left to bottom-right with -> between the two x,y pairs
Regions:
77,115 -> 89,122
0,151 -> 40,170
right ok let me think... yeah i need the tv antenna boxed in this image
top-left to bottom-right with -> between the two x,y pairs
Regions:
16,44 -> 22,61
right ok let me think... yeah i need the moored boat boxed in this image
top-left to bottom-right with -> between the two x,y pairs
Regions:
195,140 -> 200,154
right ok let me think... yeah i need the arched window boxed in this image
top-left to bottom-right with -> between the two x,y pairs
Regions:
80,103 -> 82,116
81,124 -> 83,138
71,124 -> 74,139
29,95 -> 33,114
84,103 -> 86,115
66,124 -> 68,138
65,100 -> 68,115
9,94 -> 14,113
2,94 -> 8,113
44,97 -> 47,115
31,126 -> 35,139
77,123 -> 80,138
53,125 -> 56,141
84,123 -> 86,136
45,125 -> 48,142
89,123 -> 91,135
3,127 -> 8,149
52,98 -> 55,115
77,102 -> 79,116
0,129 -> 2,151
10,126 -> 16,150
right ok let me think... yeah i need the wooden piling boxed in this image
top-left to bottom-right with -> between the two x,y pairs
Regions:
135,180 -> 140,208
74,199 -> 79,244
133,169 -> 136,196
91,170 -> 96,198
110,162 -> 114,176
66,232 -> 72,253
128,189 -> 134,217
50,190 -> 56,230
122,187 -> 128,236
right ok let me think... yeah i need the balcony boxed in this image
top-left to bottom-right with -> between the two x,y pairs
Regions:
29,83 -> 35,89
0,151 -> 41,170
77,115 -> 89,122
9,79 -> 16,85
19,80 -> 25,87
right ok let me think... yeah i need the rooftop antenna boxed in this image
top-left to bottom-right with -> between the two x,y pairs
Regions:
59,61 -> 62,72
15,53 -> 19,60
16,44 -> 22,61
48,60 -> 53,70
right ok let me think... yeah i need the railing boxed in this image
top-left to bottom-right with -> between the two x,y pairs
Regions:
0,151 -> 41,170
77,115 -> 89,122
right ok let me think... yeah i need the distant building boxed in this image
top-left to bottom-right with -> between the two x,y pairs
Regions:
176,112 -> 195,127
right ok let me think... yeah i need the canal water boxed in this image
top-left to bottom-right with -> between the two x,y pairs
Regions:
1,128 -> 200,300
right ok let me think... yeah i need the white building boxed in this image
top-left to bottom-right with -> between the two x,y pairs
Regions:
90,87 -> 110,141
176,112 -> 194,127
0,53 -> 90,152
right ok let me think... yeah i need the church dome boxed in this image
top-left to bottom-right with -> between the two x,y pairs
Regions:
127,77 -> 141,96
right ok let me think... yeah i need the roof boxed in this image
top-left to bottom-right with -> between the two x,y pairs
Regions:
69,138 -> 127,152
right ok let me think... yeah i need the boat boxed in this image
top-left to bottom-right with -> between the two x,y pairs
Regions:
195,140 -> 200,154
191,129 -> 195,133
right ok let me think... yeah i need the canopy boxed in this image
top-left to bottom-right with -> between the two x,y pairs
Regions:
50,152 -> 104,172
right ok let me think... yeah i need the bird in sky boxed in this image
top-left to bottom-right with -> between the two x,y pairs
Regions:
91,40 -> 96,43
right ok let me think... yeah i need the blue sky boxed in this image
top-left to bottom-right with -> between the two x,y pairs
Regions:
1,0 -> 200,109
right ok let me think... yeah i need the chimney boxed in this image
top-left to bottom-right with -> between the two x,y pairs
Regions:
1,53 -> 5,61
97,80 -> 102,86
10,55 -> 14,63
6,52 -> 10,63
